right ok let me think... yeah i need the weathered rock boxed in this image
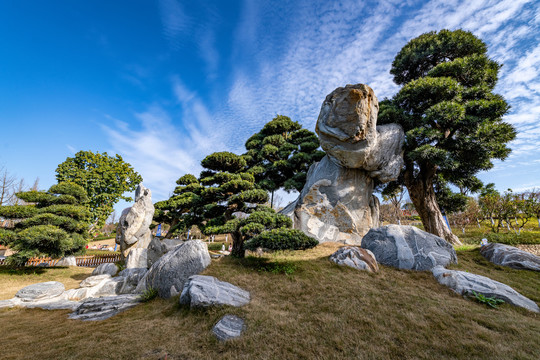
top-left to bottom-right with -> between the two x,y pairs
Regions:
115,184 -> 155,257
117,268 -> 148,294
147,237 -> 183,268
212,315 -> 246,341
92,263 -> 118,276
0,299 -> 16,309
283,84 -> 404,244
93,277 -> 124,297
69,294 -> 141,321
329,246 -> 379,272
361,225 -> 457,271
15,281 -> 65,302
80,274 -> 111,288
180,275 -> 250,308
432,266 -> 539,313
64,287 -> 94,301
135,240 -> 211,298
23,298 -> 80,311
126,248 -> 148,269
480,243 -> 540,271
56,256 -> 77,267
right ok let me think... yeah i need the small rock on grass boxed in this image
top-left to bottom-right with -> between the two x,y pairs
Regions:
212,315 -> 246,341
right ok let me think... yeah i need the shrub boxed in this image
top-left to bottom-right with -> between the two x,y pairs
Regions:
139,288 -> 158,302
486,232 -> 540,245
245,228 -> 318,251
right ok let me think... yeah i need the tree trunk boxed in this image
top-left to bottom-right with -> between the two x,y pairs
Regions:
404,165 -> 462,245
231,231 -> 245,258
271,190 -> 274,209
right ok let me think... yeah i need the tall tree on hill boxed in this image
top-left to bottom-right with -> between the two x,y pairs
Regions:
0,182 -> 90,265
379,29 -> 516,244
56,150 -> 142,231
243,115 -> 325,208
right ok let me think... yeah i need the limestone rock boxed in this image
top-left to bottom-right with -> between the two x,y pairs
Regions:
213,315 -> 246,341
329,246 -> 379,272
93,277 -> 124,297
126,248 -> 148,269
147,237 -> 183,268
283,84 -> 404,244
80,274 -> 111,287
92,263 -> 118,276
361,225 -> 457,271
69,294 -> 141,321
135,240 -> 211,298
55,256 -> 77,267
180,275 -> 250,308
480,243 -> 540,271
432,266 -> 539,313
23,299 -> 80,311
117,268 -> 148,294
15,281 -> 65,302
115,184 -> 155,257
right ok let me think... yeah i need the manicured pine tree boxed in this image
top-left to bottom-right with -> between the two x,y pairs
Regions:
0,182 -> 90,265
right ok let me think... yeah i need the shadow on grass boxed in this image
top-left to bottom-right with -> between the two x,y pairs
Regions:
0,266 -> 47,276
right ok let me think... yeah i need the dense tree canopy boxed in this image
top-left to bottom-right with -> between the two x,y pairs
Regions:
379,29 -> 516,244
0,182 -> 90,265
56,150 -> 142,230
243,115 -> 325,207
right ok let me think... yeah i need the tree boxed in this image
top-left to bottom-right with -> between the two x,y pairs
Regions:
56,150 -> 142,230
0,166 -> 17,206
243,115 -> 325,208
379,29 -> 516,244
0,182 -> 90,265
382,184 -> 406,225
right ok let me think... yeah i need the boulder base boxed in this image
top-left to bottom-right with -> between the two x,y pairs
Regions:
126,248 -> 148,269
361,225 -> 457,270
92,263 -> 118,276
480,243 -> 540,271
180,275 -> 250,308
329,246 -> 379,272
69,294 -> 141,321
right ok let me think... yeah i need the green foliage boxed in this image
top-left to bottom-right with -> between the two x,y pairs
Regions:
379,29 -> 516,240
471,291 -> 505,309
139,287 -> 158,302
244,115 -> 325,204
55,150 -> 142,229
245,228 -> 318,251
0,182 -> 89,264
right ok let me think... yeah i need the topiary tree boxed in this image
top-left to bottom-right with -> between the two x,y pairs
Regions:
0,182 -> 90,265
243,115 -> 325,208
245,228 -> 318,251
379,29 -> 516,245
56,150 -> 142,231
153,174 -> 203,239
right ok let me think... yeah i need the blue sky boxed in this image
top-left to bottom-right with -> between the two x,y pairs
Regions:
1,0 -> 539,211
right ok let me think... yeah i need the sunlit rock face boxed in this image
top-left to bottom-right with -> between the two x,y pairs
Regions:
282,84 -> 404,245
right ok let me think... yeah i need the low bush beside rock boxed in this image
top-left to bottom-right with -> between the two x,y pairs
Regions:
245,228 -> 318,251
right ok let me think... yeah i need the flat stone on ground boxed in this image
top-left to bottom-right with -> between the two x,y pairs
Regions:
212,315 -> 246,341
180,275 -> 250,308
329,246 -> 379,272
15,281 -> 65,302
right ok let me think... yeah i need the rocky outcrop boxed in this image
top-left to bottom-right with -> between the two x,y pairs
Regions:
180,275 -> 250,308
480,243 -> 540,271
147,237 -> 183,268
68,294 -> 141,321
135,240 -> 211,299
361,225 -> 457,271
115,184 -> 155,258
213,315 -> 246,341
117,268 -> 148,294
126,248 -> 148,269
56,256 -> 77,267
329,246 -> 379,272
15,281 -> 65,302
283,84 -> 404,244
92,263 -> 118,276
432,266 -> 539,313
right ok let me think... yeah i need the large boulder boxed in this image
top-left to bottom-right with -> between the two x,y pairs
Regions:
56,256 -> 77,267
361,225 -> 457,271
125,248 -> 148,269
15,281 -> 65,302
180,275 -> 250,308
329,246 -> 379,272
213,315 -> 246,341
115,184 -> 155,257
135,240 -> 211,298
147,237 -> 183,268
92,263 -> 118,276
283,84 -> 404,244
480,243 -> 540,271
117,268 -> 148,294
69,294 -> 141,321
432,266 -> 539,313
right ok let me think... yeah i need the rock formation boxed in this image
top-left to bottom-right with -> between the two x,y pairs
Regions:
115,184 -> 155,259
180,275 -> 250,308
361,225 -> 457,271
282,84 -> 404,244
480,243 -> 540,271
329,246 -> 379,272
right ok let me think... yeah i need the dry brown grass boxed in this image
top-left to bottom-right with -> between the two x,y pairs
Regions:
0,243 -> 539,360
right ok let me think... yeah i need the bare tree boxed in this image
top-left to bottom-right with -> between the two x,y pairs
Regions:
31,177 -> 40,191
13,179 -> 26,205
0,166 -> 17,206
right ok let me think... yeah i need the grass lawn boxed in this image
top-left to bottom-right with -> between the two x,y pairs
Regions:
0,242 -> 538,360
